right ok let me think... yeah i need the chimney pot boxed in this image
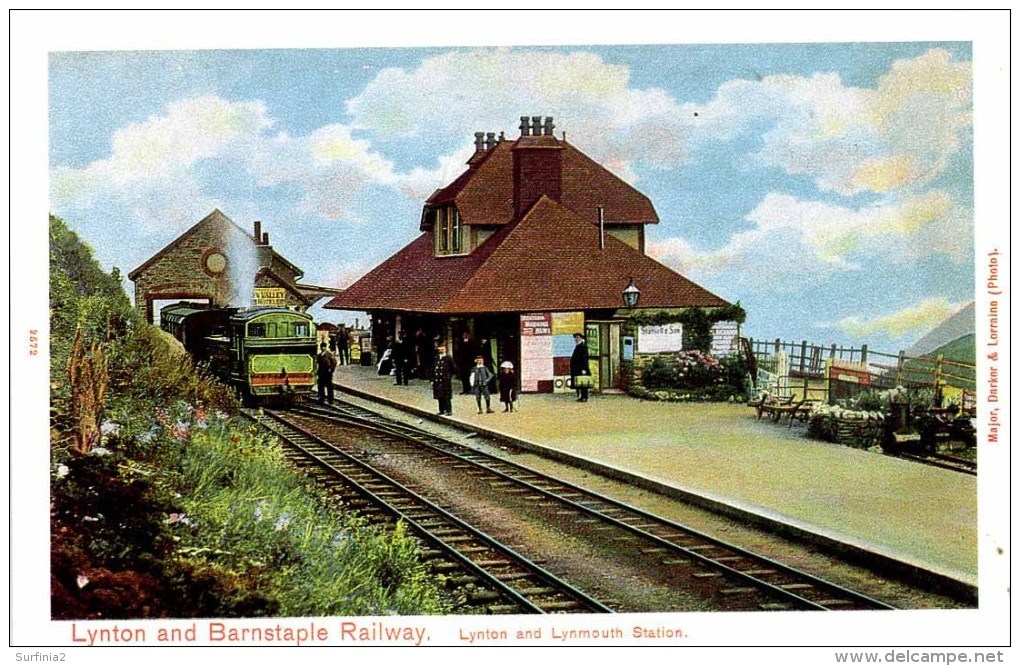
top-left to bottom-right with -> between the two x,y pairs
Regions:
485,132 -> 496,150
262,232 -> 269,245
474,131 -> 485,150
531,116 -> 542,136
543,116 -> 555,136
519,116 -> 530,136
254,220 -> 262,244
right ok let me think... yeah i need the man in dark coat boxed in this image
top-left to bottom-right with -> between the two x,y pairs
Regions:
432,344 -> 455,416
336,326 -> 350,365
392,330 -> 411,386
317,342 -> 338,404
456,331 -> 477,394
570,332 -> 591,402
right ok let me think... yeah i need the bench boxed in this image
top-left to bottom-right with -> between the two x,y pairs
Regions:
786,400 -> 819,427
749,394 -> 794,421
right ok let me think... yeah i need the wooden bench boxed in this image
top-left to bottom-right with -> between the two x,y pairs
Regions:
751,394 -> 794,421
786,400 -> 818,427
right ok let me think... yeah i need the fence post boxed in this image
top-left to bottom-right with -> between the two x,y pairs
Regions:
774,338 -> 781,354
896,350 -> 905,386
861,344 -> 868,365
800,340 -> 807,374
830,343 -> 836,359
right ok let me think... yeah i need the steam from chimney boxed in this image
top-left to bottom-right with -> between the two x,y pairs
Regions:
226,229 -> 259,307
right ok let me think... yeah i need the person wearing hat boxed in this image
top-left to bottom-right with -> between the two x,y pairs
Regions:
470,355 -> 495,414
432,344 -> 455,416
317,342 -> 338,404
498,361 -> 516,412
570,332 -> 591,402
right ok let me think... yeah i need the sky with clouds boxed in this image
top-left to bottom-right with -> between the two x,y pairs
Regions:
49,41 -> 975,352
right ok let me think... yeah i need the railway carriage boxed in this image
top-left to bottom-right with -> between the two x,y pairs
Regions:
160,303 -> 317,405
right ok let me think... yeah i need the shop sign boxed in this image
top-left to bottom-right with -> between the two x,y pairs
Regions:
638,323 -> 684,353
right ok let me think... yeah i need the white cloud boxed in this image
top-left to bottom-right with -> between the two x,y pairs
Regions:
648,190 -> 971,286
50,95 -> 411,228
347,48 -> 693,181
834,298 -> 968,339
692,49 -> 972,196
346,47 -> 970,198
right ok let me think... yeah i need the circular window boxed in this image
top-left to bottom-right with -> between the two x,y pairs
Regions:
203,250 -> 227,276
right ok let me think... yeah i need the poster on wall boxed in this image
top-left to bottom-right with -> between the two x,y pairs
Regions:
638,323 -> 684,354
552,312 -> 584,392
520,313 -> 553,392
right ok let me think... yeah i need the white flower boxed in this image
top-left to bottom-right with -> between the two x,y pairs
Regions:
274,513 -> 292,531
90,447 -> 112,456
100,421 -> 121,436
76,574 -> 89,589
54,464 -> 70,480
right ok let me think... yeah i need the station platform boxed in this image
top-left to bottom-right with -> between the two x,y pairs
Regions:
331,364 -> 977,593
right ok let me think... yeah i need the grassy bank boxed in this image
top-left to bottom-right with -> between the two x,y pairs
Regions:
50,214 -> 448,618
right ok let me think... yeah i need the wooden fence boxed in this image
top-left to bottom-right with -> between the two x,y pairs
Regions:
744,337 -> 976,404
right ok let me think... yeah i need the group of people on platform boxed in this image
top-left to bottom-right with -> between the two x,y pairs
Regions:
318,327 -> 592,415
430,346 -> 517,416
430,331 -> 590,415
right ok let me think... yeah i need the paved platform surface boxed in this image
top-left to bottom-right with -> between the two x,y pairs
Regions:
332,364 -> 977,587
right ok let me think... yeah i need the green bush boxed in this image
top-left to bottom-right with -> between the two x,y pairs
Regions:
640,357 -> 676,389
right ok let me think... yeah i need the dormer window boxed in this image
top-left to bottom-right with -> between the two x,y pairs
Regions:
434,206 -> 463,256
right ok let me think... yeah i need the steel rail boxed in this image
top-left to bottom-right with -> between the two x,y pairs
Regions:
296,400 -> 897,611
246,408 -> 614,614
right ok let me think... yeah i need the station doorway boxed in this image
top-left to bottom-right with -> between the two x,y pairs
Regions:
586,320 -> 622,391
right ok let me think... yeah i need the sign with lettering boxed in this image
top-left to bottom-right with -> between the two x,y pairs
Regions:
254,287 -> 287,307
521,313 -> 553,392
638,324 -> 684,354
520,313 -> 552,336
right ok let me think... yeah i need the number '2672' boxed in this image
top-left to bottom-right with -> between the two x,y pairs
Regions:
29,329 -> 38,356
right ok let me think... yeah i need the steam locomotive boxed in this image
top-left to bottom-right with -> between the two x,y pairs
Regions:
160,303 -> 318,405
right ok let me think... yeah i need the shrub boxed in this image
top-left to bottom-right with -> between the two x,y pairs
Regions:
640,357 -> 676,389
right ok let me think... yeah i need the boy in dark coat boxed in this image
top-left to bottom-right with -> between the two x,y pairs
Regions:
432,344 -> 455,416
470,355 -> 495,414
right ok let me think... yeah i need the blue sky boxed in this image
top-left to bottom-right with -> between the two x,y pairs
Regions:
49,41 -> 975,353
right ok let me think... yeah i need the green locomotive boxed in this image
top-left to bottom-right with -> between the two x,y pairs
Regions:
161,303 -> 317,405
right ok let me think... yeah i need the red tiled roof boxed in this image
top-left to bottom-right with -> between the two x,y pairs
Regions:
422,137 -> 658,229
326,196 -> 727,314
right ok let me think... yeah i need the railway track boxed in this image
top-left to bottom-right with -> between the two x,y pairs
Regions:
895,451 -> 976,476
279,399 -> 897,612
242,407 -> 613,615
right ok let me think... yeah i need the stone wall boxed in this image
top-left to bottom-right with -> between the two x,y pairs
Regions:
132,212 -> 307,322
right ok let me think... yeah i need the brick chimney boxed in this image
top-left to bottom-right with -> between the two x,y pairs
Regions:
512,115 -> 563,217
253,220 -> 262,244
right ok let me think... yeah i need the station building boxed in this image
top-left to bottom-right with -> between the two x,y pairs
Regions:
325,116 -> 740,393
129,209 -> 338,323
